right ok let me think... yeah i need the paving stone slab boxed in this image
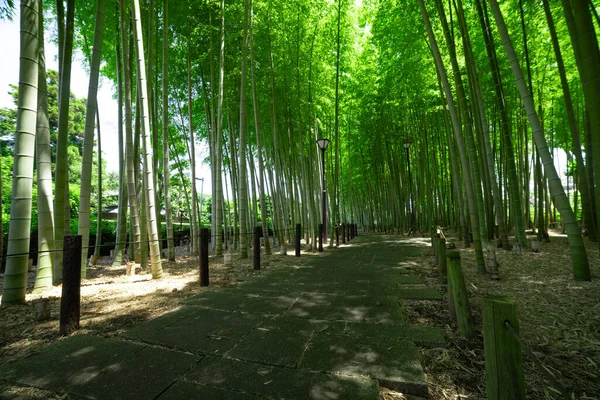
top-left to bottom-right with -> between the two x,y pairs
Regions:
124,308 -> 264,355
299,332 -> 428,397
396,276 -> 425,285
122,307 -> 194,339
339,322 -> 446,346
181,289 -> 255,310
236,293 -> 299,316
258,315 -> 330,336
184,356 -> 380,400
227,325 -> 310,367
75,346 -> 201,399
157,381 -> 267,399
396,288 -> 443,300
284,292 -> 338,319
333,295 -> 405,324
0,336 -> 143,393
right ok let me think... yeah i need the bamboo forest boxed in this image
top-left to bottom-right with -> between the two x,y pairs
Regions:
0,0 -> 599,398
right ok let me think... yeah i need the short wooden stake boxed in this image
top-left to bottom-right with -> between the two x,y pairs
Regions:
35,298 -> 51,321
318,224 -> 324,252
531,239 -> 540,253
437,236 -> 447,280
253,226 -> 261,270
446,250 -> 474,338
483,297 -> 525,400
487,244 -> 500,280
60,235 -> 82,336
126,261 -> 136,276
200,228 -> 209,286
295,223 -> 301,257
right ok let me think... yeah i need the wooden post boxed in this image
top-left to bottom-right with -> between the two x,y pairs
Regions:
446,250 -> 474,338
200,228 -> 209,286
253,226 -> 261,270
295,223 -> 301,257
60,235 -> 82,336
483,297 -> 525,400
432,233 -> 440,266
355,223 -> 358,237
341,223 -> 346,244
335,225 -> 340,247
437,236 -> 447,279
318,224 -> 324,252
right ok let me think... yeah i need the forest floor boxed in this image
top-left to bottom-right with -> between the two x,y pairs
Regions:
0,232 -> 599,399
406,229 -> 600,400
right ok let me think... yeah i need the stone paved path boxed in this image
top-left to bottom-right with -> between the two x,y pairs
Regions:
0,233 -> 445,399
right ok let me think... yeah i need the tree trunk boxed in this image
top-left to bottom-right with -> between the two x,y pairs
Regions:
543,0 -> 596,241
132,0 -> 163,278
489,0 -> 591,281
121,0 -> 142,264
77,0 -> 105,278
419,0 -> 486,272
475,0 -> 527,247
214,0 -> 225,256
2,0 -> 39,304
456,0 -> 510,250
113,2 -> 128,267
93,108 -> 103,263
53,0 -> 75,284
34,8 -> 55,293
163,0 -> 174,261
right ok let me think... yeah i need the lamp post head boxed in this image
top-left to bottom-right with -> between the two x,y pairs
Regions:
316,138 -> 330,151
403,140 -> 411,149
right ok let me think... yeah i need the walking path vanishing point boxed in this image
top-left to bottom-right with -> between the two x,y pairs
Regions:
0,233 -> 446,399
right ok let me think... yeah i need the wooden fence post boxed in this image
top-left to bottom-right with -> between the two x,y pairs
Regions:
295,223 -> 301,257
60,235 -> 82,336
437,236 -> 447,279
446,250 -> 474,338
253,226 -> 261,270
483,297 -> 525,400
200,228 -> 209,286
432,233 -> 440,266
318,224 -> 324,252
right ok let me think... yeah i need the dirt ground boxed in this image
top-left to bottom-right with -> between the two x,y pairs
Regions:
1,233 -> 599,399
403,229 -> 600,400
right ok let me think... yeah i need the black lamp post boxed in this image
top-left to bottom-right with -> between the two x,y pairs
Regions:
404,140 -> 415,234
316,138 -> 330,242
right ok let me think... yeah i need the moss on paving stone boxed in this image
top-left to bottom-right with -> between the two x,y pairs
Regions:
181,289 -> 255,310
236,293 -> 299,316
0,336 -> 143,394
157,381 -> 267,399
75,346 -> 201,400
332,295 -> 405,324
299,332 -> 428,397
258,315 -> 331,336
339,322 -> 445,346
396,276 -> 425,284
124,308 -> 264,355
396,288 -> 443,300
122,307 -> 195,340
184,356 -> 380,399
227,326 -> 311,367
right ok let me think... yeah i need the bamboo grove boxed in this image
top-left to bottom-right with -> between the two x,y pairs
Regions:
1,0 -> 597,304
